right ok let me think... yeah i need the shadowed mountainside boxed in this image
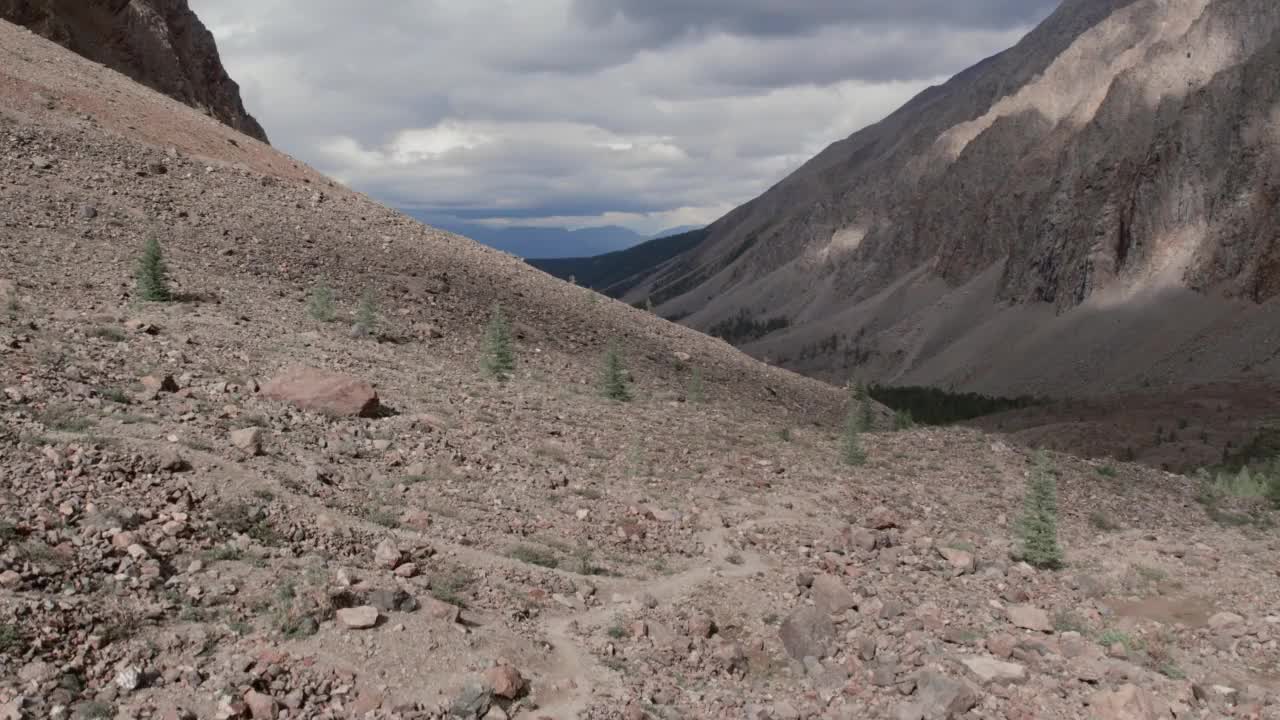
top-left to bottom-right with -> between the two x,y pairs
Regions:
623,0 -> 1280,397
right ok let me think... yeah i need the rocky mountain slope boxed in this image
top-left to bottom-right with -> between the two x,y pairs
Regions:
0,0 -> 267,143
625,0 -> 1280,397
3,14 -> 1280,720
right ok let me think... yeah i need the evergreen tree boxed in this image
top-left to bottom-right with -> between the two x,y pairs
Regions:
135,235 -> 172,302
308,283 -> 336,322
354,289 -> 378,337
600,341 -> 632,401
893,409 -> 915,431
1018,452 -> 1064,569
842,388 -> 866,466
481,303 -> 516,381
859,382 -> 875,431
688,367 -> 705,404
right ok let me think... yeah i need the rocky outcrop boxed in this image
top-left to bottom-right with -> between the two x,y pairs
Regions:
0,0 -> 267,142
628,0 -> 1280,395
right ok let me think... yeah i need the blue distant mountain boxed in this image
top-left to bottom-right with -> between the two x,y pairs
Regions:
402,212 -> 649,258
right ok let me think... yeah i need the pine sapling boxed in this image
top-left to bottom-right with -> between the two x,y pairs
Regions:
135,235 -> 172,302
308,283 -> 336,322
688,367 -> 705,404
600,342 -> 632,402
481,303 -> 516,381
859,382 -> 875,431
842,401 -> 866,466
354,289 -> 378,337
1018,452 -> 1064,569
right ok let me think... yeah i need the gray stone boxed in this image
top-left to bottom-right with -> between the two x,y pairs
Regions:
779,605 -> 836,661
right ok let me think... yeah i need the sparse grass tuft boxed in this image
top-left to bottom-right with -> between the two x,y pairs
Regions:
1096,465 -> 1117,478
38,404 -> 95,433
0,623 -> 26,655
1088,511 -> 1121,532
429,570 -> 473,608
1097,629 -> 1136,651
99,387 -> 130,404
508,544 -> 559,569
1053,610 -> 1088,634
90,326 -> 127,342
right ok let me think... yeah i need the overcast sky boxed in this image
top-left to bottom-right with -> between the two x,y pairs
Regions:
190,1 -> 1058,234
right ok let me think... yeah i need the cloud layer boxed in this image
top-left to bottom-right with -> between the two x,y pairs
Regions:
191,0 -> 1057,234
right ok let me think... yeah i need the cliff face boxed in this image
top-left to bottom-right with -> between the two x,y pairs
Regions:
629,0 -> 1280,395
0,0 -> 267,143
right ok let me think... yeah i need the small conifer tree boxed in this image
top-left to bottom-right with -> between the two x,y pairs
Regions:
859,382 -> 875,431
688,367 -> 705,404
893,409 -> 915,431
1018,452 -> 1064,569
354,289 -> 378,337
842,392 -> 866,466
308,283 -> 336,322
600,341 -> 632,401
481,303 -> 516,381
135,235 -> 171,302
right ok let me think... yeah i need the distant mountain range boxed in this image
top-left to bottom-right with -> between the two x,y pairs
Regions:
402,211 -> 697,258
527,228 -> 709,296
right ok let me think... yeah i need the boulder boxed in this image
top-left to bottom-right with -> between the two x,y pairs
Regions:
1007,605 -> 1052,632
959,655 -> 1026,685
485,665 -> 526,699
261,367 -> 380,417
913,671 -> 980,720
1088,683 -> 1171,720
811,574 -> 857,615
336,606 -> 379,629
230,427 -> 263,456
779,605 -> 836,661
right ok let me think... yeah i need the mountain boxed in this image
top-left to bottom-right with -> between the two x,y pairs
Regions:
0,0 -> 268,142
649,225 -> 701,240
405,214 -> 647,258
527,228 -> 708,296
625,0 -> 1280,397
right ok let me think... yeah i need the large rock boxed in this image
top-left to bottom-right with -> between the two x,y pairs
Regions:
1088,684 -> 1171,720
485,665 -> 525,700
779,605 -> 836,661
336,606 -> 379,629
262,367 -> 380,417
959,655 -> 1026,685
1007,605 -> 1052,633
911,671 -> 981,720
811,574 -> 857,615
0,0 -> 269,142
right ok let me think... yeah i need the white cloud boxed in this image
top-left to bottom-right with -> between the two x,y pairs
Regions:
190,0 -> 1052,235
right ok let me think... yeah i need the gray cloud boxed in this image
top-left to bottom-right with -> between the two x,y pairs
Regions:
571,0 -> 1060,36
191,0 -> 1056,234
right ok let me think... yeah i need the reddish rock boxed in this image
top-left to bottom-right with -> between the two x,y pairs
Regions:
243,690 -> 278,720
486,665 -> 526,699
261,367 -> 380,417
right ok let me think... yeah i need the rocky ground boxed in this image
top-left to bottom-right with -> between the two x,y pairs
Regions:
2,17 -> 1280,720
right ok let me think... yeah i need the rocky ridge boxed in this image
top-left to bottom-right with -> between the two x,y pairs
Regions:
0,0 -> 268,142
